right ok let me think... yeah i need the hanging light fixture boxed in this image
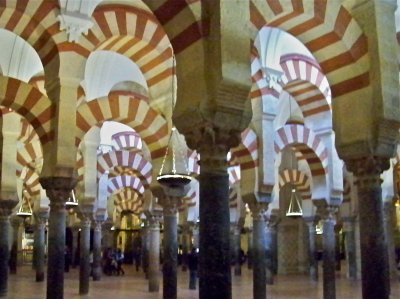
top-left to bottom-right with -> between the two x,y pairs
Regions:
157,52 -> 192,188
17,191 -> 33,218
286,187 -> 303,217
65,189 -> 78,209
395,196 -> 400,207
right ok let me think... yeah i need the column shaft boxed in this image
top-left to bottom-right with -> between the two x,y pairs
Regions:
47,200 -> 67,299
253,217 -> 266,299
9,219 -> 20,274
34,218 -> 47,282
358,182 -> 390,299
234,227 -> 242,276
0,216 -> 10,297
265,226 -> 274,284
199,171 -> 231,299
79,219 -> 91,294
92,222 -> 102,281
343,219 -> 357,280
163,213 -> 178,299
148,218 -> 160,292
322,214 -> 336,299
307,222 -> 318,281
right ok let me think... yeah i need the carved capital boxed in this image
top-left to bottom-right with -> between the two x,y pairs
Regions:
249,202 -> 268,221
40,177 -> 77,208
346,156 -> 389,189
148,213 -> 162,229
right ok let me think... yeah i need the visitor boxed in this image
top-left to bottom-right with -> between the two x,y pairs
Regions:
188,247 -> 198,290
116,248 -> 125,275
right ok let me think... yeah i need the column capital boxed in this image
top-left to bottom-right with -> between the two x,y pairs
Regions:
176,120 -> 242,173
346,156 -> 389,188
147,213 -> 163,228
249,202 -> 268,221
39,177 -> 77,207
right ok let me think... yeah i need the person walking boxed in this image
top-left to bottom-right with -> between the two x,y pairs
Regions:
116,248 -> 125,276
188,247 -> 198,290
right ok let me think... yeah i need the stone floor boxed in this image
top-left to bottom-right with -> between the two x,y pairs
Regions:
5,264 -> 400,299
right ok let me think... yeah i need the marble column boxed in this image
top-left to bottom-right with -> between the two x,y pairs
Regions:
33,211 -> 48,282
322,206 -> 337,299
383,200 -> 398,280
348,157 -> 390,299
250,203 -> 267,299
233,224 -> 242,276
71,227 -> 79,268
304,217 -> 318,282
247,229 -> 253,269
181,224 -> 190,272
342,217 -> 357,280
334,225 -> 342,271
265,215 -> 279,285
198,147 -> 232,299
79,213 -> 92,295
0,200 -> 17,297
141,223 -> 149,278
148,214 -> 161,292
162,200 -> 178,299
40,177 -> 76,299
92,219 -> 103,281
9,216 -> 21,274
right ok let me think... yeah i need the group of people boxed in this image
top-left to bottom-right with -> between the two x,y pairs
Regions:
103,247 -> 125,275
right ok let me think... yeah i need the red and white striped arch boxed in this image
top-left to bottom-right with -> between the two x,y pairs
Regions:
231,128 -> 258,171
113,189 -> 143,215
19,167 -> 41,197
280,54 -> 331,119
16,141 -> 42,173
0,3 -> 61,71
229,186 -> 238,209
274,124 -> 328,176
97,150 -> 152,186
18,118 -> 40,144
111,131 -> 142,151
0,76 -> 54,145
76,94 -> 169,159
278,169 -> 311,201
108,175 -> 145,196
228,165 -> 241,186
250,0 -> 369,98
81,4 -> 174,112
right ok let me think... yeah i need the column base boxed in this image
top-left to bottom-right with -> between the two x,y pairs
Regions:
36,272 -> 45,282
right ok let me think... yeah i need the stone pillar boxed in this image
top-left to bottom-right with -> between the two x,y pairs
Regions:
304,217 -> 319,282
92,218 -> 103,281
342,217 -> 357,280
265,214 -> 279,285
181,224 -> 190,272
71,227 -> 79,268
196,134 -> 233,299
40,177 -> 76,299
9,216 -> 21,274
162,199 -> 178,299
247,229 -> 253,269
78,207 -> 93,295
33,211 -> 48,282
233,224 -> 242,276
321,206 -> 337,299
141,223 -> 149,278
0,200 -> 17,297
383,200 -> 398,280
348,156 -> 390,299
250,203 -> 267,299
334,225 -> 342,271
148,214 -> 161,292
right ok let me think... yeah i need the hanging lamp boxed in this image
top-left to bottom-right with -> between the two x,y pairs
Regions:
395,196 -> 400,207
286,187 -> 303,217
157,53 -> 191,188
65,189 -> 78,209
16,191 -> 33,218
